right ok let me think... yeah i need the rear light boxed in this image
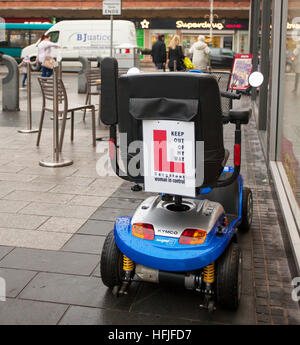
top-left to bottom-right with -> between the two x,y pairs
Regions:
109,139 -> 115,160
179,229 -> 207,245
132,223 -> 155,240
234,144 -> 241,166
125,49 -> 130,53
291,55 -> 295,61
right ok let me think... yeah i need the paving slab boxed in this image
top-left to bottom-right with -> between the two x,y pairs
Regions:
92,263 -> 100,277
49,184 -> 117,197
19,202 -> 98,219
77,220 -> 114,236
101,197 -> 143,210
19,272 -> 139,309
0,172 -> 37,183
0,200 -> 29,213
69,195 -> 107,207
0,180 -> 57,192
58,305 -> 196,325
0,298 -> 68,325
61,234 -> 105,254
0,248 -> 99,275
0,228 -> 72,250
38,216 -> 87,234
130,283 -> 255,325
31,175 -> 96,187
90,207 -> 135,222
0,213 -> 49,230
0,268 -> 37,298
0,246 -> 14,261
4,190 -> 75,205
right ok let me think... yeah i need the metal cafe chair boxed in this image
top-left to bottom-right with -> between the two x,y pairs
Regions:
83,69 -> 102,123
36,76 -> 96,151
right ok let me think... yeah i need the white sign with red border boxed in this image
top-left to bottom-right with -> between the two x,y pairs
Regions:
143,120 -> 196,197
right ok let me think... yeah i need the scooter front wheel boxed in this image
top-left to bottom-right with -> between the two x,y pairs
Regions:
216,242 -> 242,310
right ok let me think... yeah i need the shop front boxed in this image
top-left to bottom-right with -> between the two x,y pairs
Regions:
252,0 -> 300,272
130,18 -> 249,59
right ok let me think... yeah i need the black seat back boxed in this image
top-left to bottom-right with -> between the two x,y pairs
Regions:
115,72 -> 225,187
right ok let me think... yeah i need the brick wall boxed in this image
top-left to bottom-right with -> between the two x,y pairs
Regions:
0,1 -> 250,19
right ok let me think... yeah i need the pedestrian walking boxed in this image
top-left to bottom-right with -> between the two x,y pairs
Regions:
18,55 -> 30,88
167,35 -> 185,72
37,34 -> 59,78
151,34 -> 167,70
293,46 -> 300,93
189,35 -> 211,72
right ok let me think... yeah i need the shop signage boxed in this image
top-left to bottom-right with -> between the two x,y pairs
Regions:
176,20 -> 224,30
229,54 -> 253,91
143,120 -> 196,197
140,19 -> 150,29
287,21 -> 300,30
102,0 -> 122,16
5,18 -> 51,24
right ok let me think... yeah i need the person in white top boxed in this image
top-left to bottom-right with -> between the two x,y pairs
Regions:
189,35 -> 210,72
37,34 -> 59,77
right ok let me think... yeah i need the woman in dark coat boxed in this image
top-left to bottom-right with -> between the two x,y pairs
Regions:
167,35 -> 185,71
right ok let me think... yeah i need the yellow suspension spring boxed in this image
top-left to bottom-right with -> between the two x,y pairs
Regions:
123,255 -> 134,272
203,262 -> 215,283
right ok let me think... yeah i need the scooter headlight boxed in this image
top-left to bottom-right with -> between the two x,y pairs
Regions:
132,223 -> 155,241
179,229 -> 207,245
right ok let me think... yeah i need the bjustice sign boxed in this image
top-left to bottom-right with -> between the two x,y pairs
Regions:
143,120 -> 197,197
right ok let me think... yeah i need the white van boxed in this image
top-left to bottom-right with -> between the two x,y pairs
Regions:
21,20 -> 137,69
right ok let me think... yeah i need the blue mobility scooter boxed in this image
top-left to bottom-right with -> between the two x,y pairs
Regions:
99,58 -> 253,311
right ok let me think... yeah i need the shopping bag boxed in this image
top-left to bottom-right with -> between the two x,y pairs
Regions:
42,57 -> 55,70
183,57 -> 196,70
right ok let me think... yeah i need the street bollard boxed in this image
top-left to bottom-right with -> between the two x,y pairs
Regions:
1,54 -> 19,111
18,62 -> 39,134
39,66 -> 73,168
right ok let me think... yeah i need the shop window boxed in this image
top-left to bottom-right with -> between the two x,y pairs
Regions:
224,36 -> 233,50
278,0 -> 300,206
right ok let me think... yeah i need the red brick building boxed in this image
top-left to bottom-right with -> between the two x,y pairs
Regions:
0,1 -> 251,54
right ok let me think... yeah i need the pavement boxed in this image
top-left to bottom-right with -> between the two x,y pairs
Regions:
0,68 -> 299,325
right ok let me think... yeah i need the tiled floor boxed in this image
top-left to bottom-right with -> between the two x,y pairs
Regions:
0,72 -> 299,324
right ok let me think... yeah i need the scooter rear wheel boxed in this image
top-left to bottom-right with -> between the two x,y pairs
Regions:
216,242 -> 242,310
100,230 -> 123,289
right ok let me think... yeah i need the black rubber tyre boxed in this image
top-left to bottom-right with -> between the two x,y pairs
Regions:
100,230 -> 123,289
216,242 -> 242,310
239,187 -> 253,232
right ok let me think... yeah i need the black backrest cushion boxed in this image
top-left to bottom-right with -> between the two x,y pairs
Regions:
118,72 -> 225,187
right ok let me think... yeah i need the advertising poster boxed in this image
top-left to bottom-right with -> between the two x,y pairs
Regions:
143,120 -> 196,197
229,53 -> 253,90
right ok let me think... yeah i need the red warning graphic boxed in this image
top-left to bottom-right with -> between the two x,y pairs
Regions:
153,130 -> 185,174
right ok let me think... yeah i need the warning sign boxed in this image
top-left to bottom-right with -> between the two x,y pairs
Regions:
143,120 -> 196,197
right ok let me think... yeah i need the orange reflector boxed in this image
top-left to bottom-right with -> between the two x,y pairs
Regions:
234,144 -> 241,166
179,229 -> 207,245
132,223 -> 155,240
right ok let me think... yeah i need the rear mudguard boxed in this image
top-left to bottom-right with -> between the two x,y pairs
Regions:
114,216 -> 236,272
